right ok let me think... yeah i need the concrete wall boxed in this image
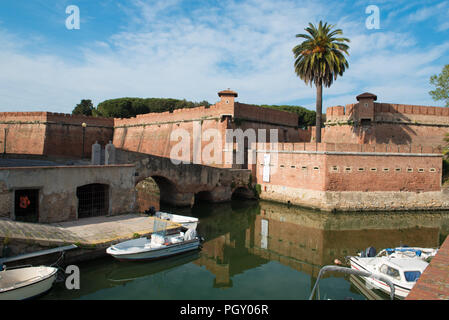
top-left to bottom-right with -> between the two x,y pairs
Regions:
0,165 -> 136,222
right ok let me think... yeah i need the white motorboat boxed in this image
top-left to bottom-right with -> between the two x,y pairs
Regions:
375,246 -> 438,261
0,265 -> 58,300
106,227 -> 202,261
349,250 -> 429,299
154,211 -> 199,228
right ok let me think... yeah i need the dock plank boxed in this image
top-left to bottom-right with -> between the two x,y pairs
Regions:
406,235 -> 449,300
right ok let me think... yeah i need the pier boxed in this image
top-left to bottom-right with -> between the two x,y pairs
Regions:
0,214 -> 181,266
406,235 -> 449,300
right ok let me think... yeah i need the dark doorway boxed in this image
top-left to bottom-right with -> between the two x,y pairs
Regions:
76,183 -> 109,218
14,189 -> 39,223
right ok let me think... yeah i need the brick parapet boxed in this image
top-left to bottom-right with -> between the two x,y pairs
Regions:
0,112 -> 114,128
114,102 -> 233,127
251,142 -> 441,155
326,102 -> 449,125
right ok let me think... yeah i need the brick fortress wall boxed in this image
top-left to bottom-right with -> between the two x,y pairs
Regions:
113,90 -> 310,168
323,93 -> 449,148
0,112 -> 114,158
251,142 -> 442,193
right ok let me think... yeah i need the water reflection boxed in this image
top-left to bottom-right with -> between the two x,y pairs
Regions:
43,200 -> 449,300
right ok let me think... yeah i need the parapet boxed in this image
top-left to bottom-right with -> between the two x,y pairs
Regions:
251,142 -> 442,155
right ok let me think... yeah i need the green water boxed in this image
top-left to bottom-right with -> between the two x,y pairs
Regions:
42,200 -> 449,300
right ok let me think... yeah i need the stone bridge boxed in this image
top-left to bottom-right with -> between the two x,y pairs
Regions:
115,149 -> 254,207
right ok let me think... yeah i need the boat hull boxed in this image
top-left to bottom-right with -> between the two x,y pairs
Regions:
108,239 -> 201,261
349,257 -> 411,299
0,267 -> 58,300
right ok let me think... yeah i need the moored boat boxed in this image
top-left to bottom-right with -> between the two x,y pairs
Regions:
106,227 -> 202,261
0,265 -> 58,300
349,248 -> 429,299
154,211 -> 199,228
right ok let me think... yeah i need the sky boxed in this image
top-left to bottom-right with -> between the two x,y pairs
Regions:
0,0 -> 448,113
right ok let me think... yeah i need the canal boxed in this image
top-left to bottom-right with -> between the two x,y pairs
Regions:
41,200 -> 449,300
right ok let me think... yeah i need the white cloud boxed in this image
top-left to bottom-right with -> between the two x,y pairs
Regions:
0,0 -> 447,114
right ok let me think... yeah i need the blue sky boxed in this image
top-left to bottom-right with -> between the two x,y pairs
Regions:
0,0 -> 448,113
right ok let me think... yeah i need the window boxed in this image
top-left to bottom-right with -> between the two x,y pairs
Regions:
404,271 -> 421,282
407,168 -> 413,172
358,167 -> 365,172
418,168 -> 425,173
291,165 -> 296,168
76,183 -> 109,218
380,264 -> 401,280
383,168 -> 390,172
344,167 -> 352,172
430,168 -> 436,172
313,166 -> 319,171
395,168 -> 401,172
361,119 -> 371,126
14,189 -> 39,223
301,166 -> 307,170
331,166 -> 338,172
370,168 -> 377,172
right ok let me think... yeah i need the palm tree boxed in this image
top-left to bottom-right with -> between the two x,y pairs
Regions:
293,21 -> 350,142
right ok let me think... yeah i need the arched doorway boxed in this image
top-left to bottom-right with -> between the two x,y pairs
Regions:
135,177 -> 160,212
76,183 -> 109,218
231,187 -> 255,200
194,191 -> 214,204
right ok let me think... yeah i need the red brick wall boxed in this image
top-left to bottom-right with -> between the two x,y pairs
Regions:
254,142 -> 442,192
0,112 -> 114,158
0,112 -> 47,155
322,124 -> 448,148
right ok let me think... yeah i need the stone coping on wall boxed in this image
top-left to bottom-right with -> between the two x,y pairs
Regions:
254,150 -> 442,157
0,164 -> 135,170
251,142 -> 442,155
0,112 -> 114,127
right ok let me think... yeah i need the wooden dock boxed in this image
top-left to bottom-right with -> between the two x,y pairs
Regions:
406,235 -> 449,300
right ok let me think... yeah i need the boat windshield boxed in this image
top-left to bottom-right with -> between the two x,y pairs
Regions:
404,271 -> 421,282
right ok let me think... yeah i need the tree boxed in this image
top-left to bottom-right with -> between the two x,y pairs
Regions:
292,21 -> 350,142
258,104 -> 316,127
94,97 -> 211,118
72,99 -> 94,116
430,64 -> 449,107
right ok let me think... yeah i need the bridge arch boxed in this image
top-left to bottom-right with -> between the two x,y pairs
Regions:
231,186 -> 255,200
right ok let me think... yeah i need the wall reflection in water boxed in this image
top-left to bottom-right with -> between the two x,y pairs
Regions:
42,200 -> 449,299
193,200 -> 449,290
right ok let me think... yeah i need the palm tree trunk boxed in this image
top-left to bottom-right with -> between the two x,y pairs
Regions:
315,82 -> 323,143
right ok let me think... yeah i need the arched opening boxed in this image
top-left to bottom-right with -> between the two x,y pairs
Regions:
231,187 -> 255,200
76,183 -> 109,218
194,191 -> 214,204
151,176 -> 179,206
135,177 -> 160,212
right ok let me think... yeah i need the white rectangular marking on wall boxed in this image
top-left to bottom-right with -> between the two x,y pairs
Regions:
261,218 -> 269,249
263,154 -> 271,182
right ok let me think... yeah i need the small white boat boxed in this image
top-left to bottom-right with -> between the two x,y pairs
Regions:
375,247 -> 438,261
154,211 -> 199,228
349,250 -> 429,299
0,265 -> 58,300
106,227 -> 202,261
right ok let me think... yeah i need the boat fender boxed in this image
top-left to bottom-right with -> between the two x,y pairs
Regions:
365,247 -> 376,257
